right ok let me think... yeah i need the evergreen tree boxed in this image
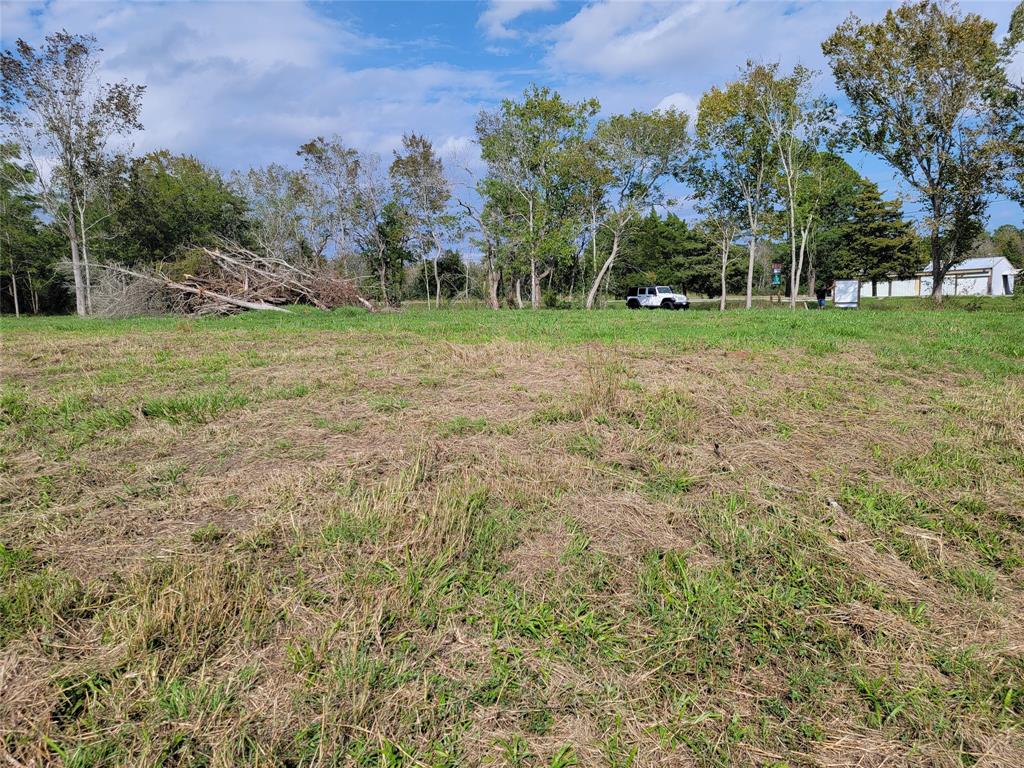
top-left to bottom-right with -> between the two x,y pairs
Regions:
831,182 -> 918,282
612,211 -> 722,296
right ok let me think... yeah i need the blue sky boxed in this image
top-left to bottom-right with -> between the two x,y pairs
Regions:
2,0 -> 1022,228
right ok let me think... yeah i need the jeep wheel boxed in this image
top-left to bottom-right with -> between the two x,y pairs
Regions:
626,298 -> 640,309
660,299 -> 674,310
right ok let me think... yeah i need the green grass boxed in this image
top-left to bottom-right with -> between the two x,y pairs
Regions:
1,306 -> 1022,766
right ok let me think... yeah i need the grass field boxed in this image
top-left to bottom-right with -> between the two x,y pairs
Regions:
2,306 -> 1023,767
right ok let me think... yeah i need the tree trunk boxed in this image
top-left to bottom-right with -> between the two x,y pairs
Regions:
422,258 -> 431,308
514,278 -> 524,309
68,215 -> 87,316
745,236 -> 756,310
9,273 -> 19,318
793,216 -> 812,310
720,237 -> 730,312
930,224 -> 943,304
379,262 -> 388,306
487,267 -> 499,310
30,284 -> 39,314
78,204 -> 93,314
433,253 -> 441,308
530,258 -> 540,309
586,233 -> 620,310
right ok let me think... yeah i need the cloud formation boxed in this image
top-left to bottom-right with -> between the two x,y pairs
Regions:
3,0 -> 1019,225
3,0 -> 500,172
478,0 -> 557,40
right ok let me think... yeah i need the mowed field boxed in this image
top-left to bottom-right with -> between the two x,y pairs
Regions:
1,306 -> 1023,768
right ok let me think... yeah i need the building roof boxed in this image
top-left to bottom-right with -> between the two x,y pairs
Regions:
920,256 -> 1013,272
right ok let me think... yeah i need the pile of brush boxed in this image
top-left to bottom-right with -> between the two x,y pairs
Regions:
93,241 -> 374,317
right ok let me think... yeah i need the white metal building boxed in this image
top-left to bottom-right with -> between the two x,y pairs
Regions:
861,256 -> 1019,298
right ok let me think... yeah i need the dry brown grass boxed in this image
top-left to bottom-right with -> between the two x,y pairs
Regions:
1,310 -> 1022,766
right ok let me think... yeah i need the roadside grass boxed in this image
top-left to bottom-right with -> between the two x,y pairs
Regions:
1,307 -> 1022,766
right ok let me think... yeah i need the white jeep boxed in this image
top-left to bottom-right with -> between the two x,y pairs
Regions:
625,285 -> 689,310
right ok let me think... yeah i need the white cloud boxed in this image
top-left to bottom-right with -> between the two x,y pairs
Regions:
655,91 -> 696,116
478,0 -> 557,40
4,1 -> 498,173
544,1 -> 849,81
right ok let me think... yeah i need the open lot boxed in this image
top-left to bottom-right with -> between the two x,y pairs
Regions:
1,306 -> 1023,767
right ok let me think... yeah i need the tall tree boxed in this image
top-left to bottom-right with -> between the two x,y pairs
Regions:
0,143 -> 36,316
691,74 -> 777,309
584,109 -> 689,309
350,153 -> 407,306
690,113 -> 747,310
748,62 -> 836,308
823,1 -> 1012,302
297,135 -> 361,272
476,85 -> 598,309
389,133 -> 457,309
1,32 -> 144,315
831,181 -> 919,284
1000,3 -> 1024,204
233,164 -> 311,264
798,153 -> 866,291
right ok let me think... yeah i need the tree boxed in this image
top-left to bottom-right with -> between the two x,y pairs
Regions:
690,109 -> 747,310
823,1 -> 1011,303
233,164 -> 312,264
109,151 -> 249,264
798,153 -> 866,291
1,31 -> 144,315
992,224 -> 1024,267
297,136 -> 361,272
0,143 -> 36,316
583,109 -> 690,309
1000,3 -> 1023,204
830,181 -> 919,284
748,63 -> 836,308
350,153 -> 406,306
389,133 -> 457,309
476,85 -> 599,309
691,73 -> 777,309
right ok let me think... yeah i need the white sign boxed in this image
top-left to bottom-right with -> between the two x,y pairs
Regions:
834,280 -> 860,309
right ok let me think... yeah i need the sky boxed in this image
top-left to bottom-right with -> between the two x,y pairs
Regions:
2,0 -> 1022,228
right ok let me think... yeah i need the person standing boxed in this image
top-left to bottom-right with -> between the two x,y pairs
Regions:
815,284 -> 830,309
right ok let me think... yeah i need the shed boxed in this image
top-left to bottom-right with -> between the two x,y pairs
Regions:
861,256 -> 1019,298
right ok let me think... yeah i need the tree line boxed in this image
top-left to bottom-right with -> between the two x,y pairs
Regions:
2,1 -> 1022,316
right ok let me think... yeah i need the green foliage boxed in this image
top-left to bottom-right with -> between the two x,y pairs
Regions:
828,180 -> 919,282
823,1 -> 1010,297
107,151 -> 250,265
612,211 -> 731,297
0,143 -> 71,314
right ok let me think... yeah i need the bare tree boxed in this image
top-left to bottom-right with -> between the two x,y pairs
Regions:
1,32 -> 144,315
233,164 -> 309,264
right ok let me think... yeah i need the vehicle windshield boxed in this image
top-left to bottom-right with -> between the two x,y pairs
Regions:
656,286 -> 673,293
